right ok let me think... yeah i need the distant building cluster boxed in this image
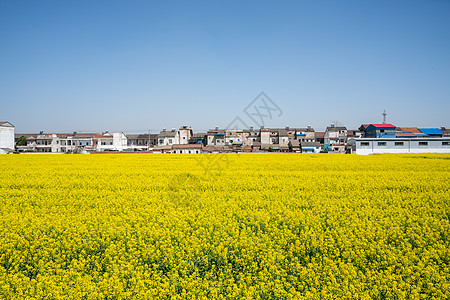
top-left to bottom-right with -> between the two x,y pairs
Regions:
1,121 -> 450,154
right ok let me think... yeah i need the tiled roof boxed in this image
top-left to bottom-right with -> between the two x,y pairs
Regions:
396,132 -> 417,137
315,132 -> 325,138
398,127 -> 422,134
202,146 -> 220,152
159,131 -> 176,137
172,144 -> 202,149
152,145 -> 172,150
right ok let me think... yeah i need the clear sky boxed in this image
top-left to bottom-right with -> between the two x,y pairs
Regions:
1,0 -> 449,133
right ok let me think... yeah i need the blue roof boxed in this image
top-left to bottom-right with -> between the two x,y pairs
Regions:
419,128 -> 443,135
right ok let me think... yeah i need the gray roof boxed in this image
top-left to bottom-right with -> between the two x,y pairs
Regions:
326,126 -> 347,132
127,134 -> 158,139
158,131 -> 176,137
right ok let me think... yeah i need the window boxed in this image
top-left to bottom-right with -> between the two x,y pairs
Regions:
443,142 -> 450,146
360,142 -> 370,146
395,142 -> 404,146
377,142 -> 387,146
419,142 -> 428,146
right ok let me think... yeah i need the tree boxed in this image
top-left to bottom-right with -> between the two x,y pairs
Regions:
16,136 -> 27,146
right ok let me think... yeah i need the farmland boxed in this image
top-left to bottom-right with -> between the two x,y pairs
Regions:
0,153 -> 449,299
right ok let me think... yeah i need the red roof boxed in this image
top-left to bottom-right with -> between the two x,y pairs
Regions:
369,123 -> 396,128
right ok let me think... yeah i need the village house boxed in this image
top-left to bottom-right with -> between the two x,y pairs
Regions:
225,129 -> 244,151
95,132 -> 114,151
0,121 -> 15,154
259,127 -> 289,152
189,133 -> 206,145
294,126 -> 315,143
152,145 -> 173,153
206,127 -> 226,147
175,126 -> 193,145
202,146 -> 221,153
35,133 -> 61,153
301,142 -> 322,153
345,130 -> 364,153
243,126 -> 259,146
361,123 -> 396,138
324,124 -> 347,153
158,129 -> 176,146
315,131 -> 325,146
172,144 -> 202,154
126,133 -> 158,151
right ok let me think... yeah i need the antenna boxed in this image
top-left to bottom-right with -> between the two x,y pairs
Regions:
382,110 -> 387,124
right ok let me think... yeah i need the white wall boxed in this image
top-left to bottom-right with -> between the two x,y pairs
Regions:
0,125 -> 15,154
113,132 -> 127,151
354,138 -> 450,155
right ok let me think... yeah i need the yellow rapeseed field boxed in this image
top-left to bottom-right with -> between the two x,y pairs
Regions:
0,153 -> 449,299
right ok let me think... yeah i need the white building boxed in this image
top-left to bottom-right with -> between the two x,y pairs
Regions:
175,126 -> 193,145
35,133 -> 61,153
113,132 -> 128,151
352,138 -> 450,155
301,142 -> 322,153
0,121 -> 15,154
158,129 -> 176,146
95,132 -> 127,151
172,144 -> 202,154
95,133 -> 113,151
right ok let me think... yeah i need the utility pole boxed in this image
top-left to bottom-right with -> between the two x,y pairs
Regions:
382,110 -> 387,124
148,129 -> 151,150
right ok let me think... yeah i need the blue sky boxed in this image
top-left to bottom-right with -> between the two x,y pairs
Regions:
1,0 -> 449,133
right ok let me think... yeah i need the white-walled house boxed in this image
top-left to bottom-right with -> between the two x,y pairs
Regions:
172,144 -> 202,153
158,129 -> 176,146
113,132 -> 128,151
175,126 -> 193,145
96,133 -> 114,151
0,121 -> 15,154
34,133 -> 61,152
